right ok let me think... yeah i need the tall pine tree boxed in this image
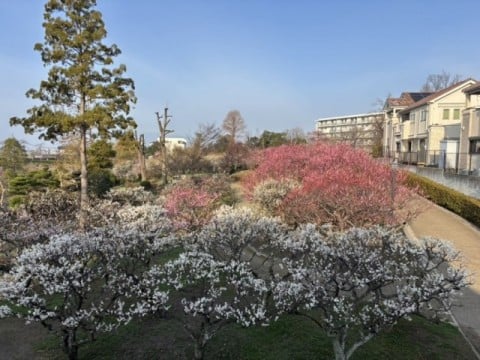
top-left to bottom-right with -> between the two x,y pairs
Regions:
10,0 -> 136,227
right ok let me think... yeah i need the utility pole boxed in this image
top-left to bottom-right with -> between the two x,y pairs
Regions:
134,131 -> 147,182
155,107 -> 174,186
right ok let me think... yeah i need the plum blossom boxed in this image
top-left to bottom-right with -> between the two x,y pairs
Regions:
0,225 -> 171,360
270,226 -> 469,360
140,249 -> 270,360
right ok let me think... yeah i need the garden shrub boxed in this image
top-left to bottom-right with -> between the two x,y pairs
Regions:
7,168 -> 59,208
88,168 -> 118,197
405,172 -> 480,227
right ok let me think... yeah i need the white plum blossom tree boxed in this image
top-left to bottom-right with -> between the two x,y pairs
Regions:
84,187 -> 168,236
0,225 -> 172,360
159,250 -> 269,360
270,225 -> 469,360
188,206 -> 287,263
104,186 -> 155,206
1,199 -> 467,360
136,207 -> 283,360
252,178 -> 300,215
0,205 -> 69,272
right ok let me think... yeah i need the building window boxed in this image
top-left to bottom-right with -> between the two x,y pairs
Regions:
443,109 -> 450,120
421,110 -> 427,121
470,139 -> 480,154
411,112 -> 416,121
453,109 -> 460,120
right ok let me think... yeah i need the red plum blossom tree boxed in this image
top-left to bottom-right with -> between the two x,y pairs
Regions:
246,143 -> 415,230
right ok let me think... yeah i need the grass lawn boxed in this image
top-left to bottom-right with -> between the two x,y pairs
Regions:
34,313 -> 477,359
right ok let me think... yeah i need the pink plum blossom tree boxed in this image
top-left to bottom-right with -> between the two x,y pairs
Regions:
163,176 -> 234,232
245,143 -> 415,230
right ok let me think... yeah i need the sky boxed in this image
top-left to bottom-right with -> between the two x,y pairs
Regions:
1,0 -> 480,149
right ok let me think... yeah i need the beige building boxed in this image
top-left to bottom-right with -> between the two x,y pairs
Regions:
459,82 -> 480,173
383,92 -> 432,159
315,112 -> 384,153
394,79 -> 476,166
164,137 -> 187,152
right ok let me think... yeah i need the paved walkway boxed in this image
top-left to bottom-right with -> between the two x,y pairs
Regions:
406,198 -> 480,355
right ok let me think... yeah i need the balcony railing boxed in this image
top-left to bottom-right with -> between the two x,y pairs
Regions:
383,149 -> 480,175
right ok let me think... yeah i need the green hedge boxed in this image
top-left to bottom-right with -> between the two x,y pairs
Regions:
406,172 -> 480,228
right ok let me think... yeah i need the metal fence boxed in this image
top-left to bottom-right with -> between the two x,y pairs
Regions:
383,150 -> 480,176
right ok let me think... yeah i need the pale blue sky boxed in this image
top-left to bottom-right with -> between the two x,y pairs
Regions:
1,0 -> 480,148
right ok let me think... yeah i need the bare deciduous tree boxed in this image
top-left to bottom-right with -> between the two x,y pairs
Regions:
222,110 -> 246,144
285,127 -> 307,144
191,122 -> 221,154
371,113 -> 385,157
420,70 -> 462,92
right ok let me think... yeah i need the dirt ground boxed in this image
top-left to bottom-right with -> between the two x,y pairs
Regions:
0,317 -> 50,359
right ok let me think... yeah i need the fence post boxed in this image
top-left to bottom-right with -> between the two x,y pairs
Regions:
455,151 -> 459,174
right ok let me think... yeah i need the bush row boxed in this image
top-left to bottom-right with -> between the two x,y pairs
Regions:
405,172 -> 480,227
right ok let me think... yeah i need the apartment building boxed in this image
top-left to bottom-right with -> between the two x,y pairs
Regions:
459,82 -> 480,173
315,112 -> 384,153
383,79 -> 476,166
383,92 -> 432,159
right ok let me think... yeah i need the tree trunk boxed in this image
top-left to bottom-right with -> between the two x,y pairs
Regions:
0,179 -> 5,206
63,329 -> 79,360
161,142 -> 168,186
193,338 -> 204,360
79,127 -> 88,230
137,147 -> 147,182
332,338 -> 347,360
136,133 -> 147,182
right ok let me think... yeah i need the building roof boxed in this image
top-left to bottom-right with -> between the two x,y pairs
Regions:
399,79 -> 476,114
409,92 -> 434,102
386,92 -> 432,108
316,112 -> 383,123
463,81 -> 480,95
